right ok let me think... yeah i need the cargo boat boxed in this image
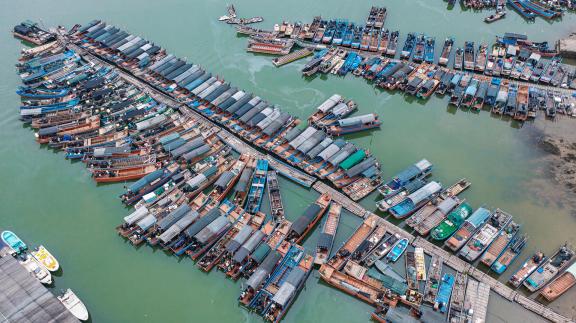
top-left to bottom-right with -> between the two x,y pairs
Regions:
405,251 -> 418,290
459,209 -> 514,262
376,178 -> 427,212
474,44 -> 488,72
491,234 -> 529,274
362,233 -> 399,267
377,159 -> 432,198
438,37 -> 454,66
328,215 -> 378,270
509,251 -> 547,288
385,238 -> 408,263
31,245 -> 60,272
412,34 -> 426,63
389,181 -> 442,219
424,36 -> 435,64
540,262 -> 576,301
13,20 -> 56,46
285,193 -> 331,244
314,203 -> 341,266
266,170 -> 285,222
445,207 -> 492,252
524,244 -> 574,292
463,41 -> 475,71
400,33 -> 416,60
434,274 -> 455,313
244,159 -> 269,214
453,47 -> 464,70
385,31 -> 399,56
479,218 -> 521,267
430,202 -> 474,240
415,247 -> 426,281
447,272 -> 467,322
423,255 -> 443,304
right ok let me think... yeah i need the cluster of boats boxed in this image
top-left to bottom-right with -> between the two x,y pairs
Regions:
13,20 -> 56,46
70,20 -> 384,202
507,0 -> 565,20
0,231 -> 89,321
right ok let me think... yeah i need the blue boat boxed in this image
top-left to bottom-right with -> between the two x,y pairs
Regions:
434,273 -> 455,313
491,234 -> 529,274
377,159 -> 432,198
484,78 -> 501,106
385,238 -> 408,262
389,181 -> 442,219
401,33 -> 416,60
351,27 -> 363,49
424,36 -> 436,64
331,20 -> 347,46
244,159 -> 269,214
519,0 -> 559,19
341,23 -> 354,47
16,87 -> 70,99
1,230 -> 27,254
412,34 -> 426,62
322,20 -> 336,44
507,0 -> 536,20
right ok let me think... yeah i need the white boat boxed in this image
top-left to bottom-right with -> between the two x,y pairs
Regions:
31,245 -> 60,272
219,15 -> 231,21
58,289 -> 89,321
19,254 -> 52,285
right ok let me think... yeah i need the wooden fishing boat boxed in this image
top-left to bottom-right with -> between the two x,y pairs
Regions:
377,159 -> 432,199
445,207 -> 492,252
438,37 -> 454,66
328,215 -> 378,270
244,159 -> 269,214
362,233 -> 399,267
491,234 -> 529,274
474,44 -> 488,72
285,193 -> 331,244
434,274 -> 455,313
447,272 -> 467,322
385,238 -> 408,263
463,41 -> 475,71
405,251 -> 418,290
508,251 -> 547,288
58,289 -> 89,321
423,255 -> 443,304
266,170 -> 285,222
314,202 -> 341,266
92,164 -> 160,183
453,47 -> 464,70
540,262 -> 576,301
459,209 -> 514,262
414,247 -> 426,281
350,224 -> 387,263
524,244 -> 574,292
1,230 -> 27,254
31,245 -> 60,272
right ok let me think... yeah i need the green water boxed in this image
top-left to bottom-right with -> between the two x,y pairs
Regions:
2,0 -> 576,322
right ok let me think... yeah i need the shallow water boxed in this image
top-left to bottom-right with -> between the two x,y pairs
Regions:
1,0 -> 575,321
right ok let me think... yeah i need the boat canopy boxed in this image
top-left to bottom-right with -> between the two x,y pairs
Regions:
367,267 -> 408,295
407,181 -> 442,205
215,171 -> 235,188
317,142 -> 341,161
159,132 -> 180,145
136,114 -> 167,131
317,232 -> 335,249
128,169 -> 165,192
437,197 -> 460,215
317,94 -> 342,113
159,211 -> 199,243
250,242 -> 271,263
234,167 -> 254,193
328,143 -> 355,165
93,145 -> 131,158
306,137 -> 333,159
290,204 -> 322,236
186,173 -> 207,189
283,127 -> 302,142
232,230 -> 264,263
195,216 -> 229,244
171,137 -> 204,157
339,150 -> 366,170
346,156 -> 376,178
246,251 -> 281,289
137,214 -> 157,231
185,208 -> 220,237
467,207 -> 492,226
123,206 -> 149,225
158,204 -> 191,231
182,144 -> 210,161
225,225 -> 254,253
272,268 -> 306,307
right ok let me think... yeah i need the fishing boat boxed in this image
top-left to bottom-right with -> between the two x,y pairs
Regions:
434,274 -> 455,313
484,11 -> 506,23
1,230 -> 27,254
19,254 -> 52,285
509,251 -> 547,288
285,193 -> 331,244
266,170 -> 285,222
491,234 -> 529,274
244,159 -> 268,214
239,250 -> 283,306
524,244 -> 574,292
58,289 -> 89,321
453,47 -> 464,70
507,0 -> 536,20
385,238 -> 408,263
405,251 -> 418,290
92,164 -> 160,183
463,41 -> 475,71
374,260 -> 406,282
31,245 -> 60,272
474,44 -> 488,72
459,209 -> 514,262
401,33 -> 416,60
445,207 -> 491,252
430,202 -> 473,240
376,178 -> 427,212
540,262 -> 576,301
424,36 -> 435,64
328,215 -> 378,270
389,181 -> 442,219
378,30 -> 389,52
447,272 -> 467,322
314,202 -> 341,266
472,81 -> 488,110
414,247 -> 426,281
438,37 -> 454,66
385,31 -> 399,56
480,219 -> 521,267
423,255 -> 443,304
377,159 -> 432,198
412,34 -> 426,63
363,233 -> 399,267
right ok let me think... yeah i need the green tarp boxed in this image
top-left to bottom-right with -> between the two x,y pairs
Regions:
339,150 -> 366,170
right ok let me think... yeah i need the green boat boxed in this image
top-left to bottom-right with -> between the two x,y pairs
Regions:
430,202 -> 473,241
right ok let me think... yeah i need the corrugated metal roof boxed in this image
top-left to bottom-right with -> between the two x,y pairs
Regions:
291,204 -> 321,235
225,226 -> 253,253
185,208 -> 220,237
235,167 -> 254,193
328,143 -> 355,165
171,137 -> 204,158
345,156 -> 376,178
317,94 -> 342,113
195,216 -> 229,244
317,144 -> 341,161
250,243 -> 271,263
337,114 -> 377,127
159,211 -> 198,243
317,232 -> 335,249
306,137 -> 333,159
214,171 -> 234,188
137,214 -> 157,231
407,181 -> 442,205
283,127 -> 302,142
186,173 -> 207,189
159,204 -> 192,231
232,230 -> 264,263
182,144 -> 210,161
437,197 -> 459,214
124,206 -> 149,225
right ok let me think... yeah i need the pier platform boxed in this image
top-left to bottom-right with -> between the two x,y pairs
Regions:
0,254 -> 79,323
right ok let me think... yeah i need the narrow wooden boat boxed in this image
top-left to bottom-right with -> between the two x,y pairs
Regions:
445,207 -> 491,252
266,170 -> 285,222
314,202 -> 341,266
362,233 -> 399,267
524,244 -> 574,292
479,218 -> 521,267
92,164 -> 159,183
31,245 -> 60,272
540,262 -> 576,301
285,193 -> 331,244
508,251 -> 547,288
459,209 -> 514,262
244,159 -> 269,214
447,272 -> 467,321
438,37 -> 454,66
491,234 -> 529,274
328,215 -> 378,270
1,230 -> 27,254
385,238 -> 408,263
414,247 -> 426,281
434,273 -> 455,313
58,289 -> 89,321
423,255 -> 443,304
405,251 -> 418,290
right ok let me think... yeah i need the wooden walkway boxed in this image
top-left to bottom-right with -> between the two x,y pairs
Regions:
312,182 -> 574,323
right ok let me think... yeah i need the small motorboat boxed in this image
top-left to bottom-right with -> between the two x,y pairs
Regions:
1,230 -> 27,254
485,11 -> 506,23
219,15 -> 231,21
58,289 -> 89,321
385,238 -> 408,263
31,245 -> 60,272
19,254 -> 52,285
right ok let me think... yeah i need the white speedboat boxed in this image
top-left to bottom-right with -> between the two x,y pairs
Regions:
58,289 -> 89,321
19,254 -> 52,285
